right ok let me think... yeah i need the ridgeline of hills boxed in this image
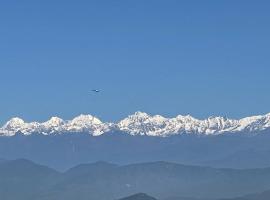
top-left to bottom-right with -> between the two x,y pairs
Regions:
1,159 -> 270,200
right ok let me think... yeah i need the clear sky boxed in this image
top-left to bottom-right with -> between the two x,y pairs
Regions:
1,1 -> 270,124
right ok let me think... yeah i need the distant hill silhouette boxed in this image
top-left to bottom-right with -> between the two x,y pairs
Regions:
1,159 -> 270,200
118,193 -> 157,200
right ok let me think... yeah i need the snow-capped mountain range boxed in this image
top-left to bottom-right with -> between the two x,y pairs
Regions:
0,112 -> 270,137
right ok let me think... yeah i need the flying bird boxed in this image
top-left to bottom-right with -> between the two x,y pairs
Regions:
91,89 -> 100,93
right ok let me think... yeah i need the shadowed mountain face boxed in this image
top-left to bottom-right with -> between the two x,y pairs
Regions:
1,132 -> 270,170
2,159 -> 270,200
118,193 -> 157,200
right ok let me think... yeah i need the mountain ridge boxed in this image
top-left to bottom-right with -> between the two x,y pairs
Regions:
2,159 -> 270,200
1,112 -> 270,137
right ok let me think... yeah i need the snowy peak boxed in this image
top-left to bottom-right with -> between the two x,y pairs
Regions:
117,112 -> 270,136
42,117 -> 65,129
118,112 -> 168,136
237,114 -> 270,131
0,115 -> 106,136
44,117 -> 65,126
0,112 -> 270,137
40,117 -> 65,134
65,114 -> 108,136
1,117 -> 26,136
3,117 -> 25,129
70,114 -> 102,126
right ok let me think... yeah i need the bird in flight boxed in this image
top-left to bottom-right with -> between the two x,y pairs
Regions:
91,89 -> 100,93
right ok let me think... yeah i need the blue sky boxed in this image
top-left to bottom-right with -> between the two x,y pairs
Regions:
0,1 -> 270,123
